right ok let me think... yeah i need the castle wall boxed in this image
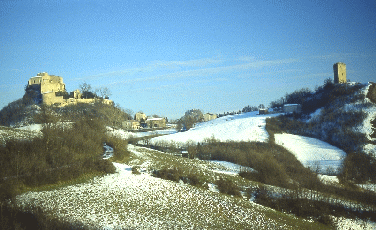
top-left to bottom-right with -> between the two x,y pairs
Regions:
42,92 -> 65,105
333,62 -> 347,84
28,72 -> 66,94
28,72 -> 113,107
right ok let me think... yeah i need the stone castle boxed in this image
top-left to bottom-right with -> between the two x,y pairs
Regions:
27,72 -> 113,107
333,62 -> 347,84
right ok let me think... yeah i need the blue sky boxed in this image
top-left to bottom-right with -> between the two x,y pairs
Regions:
1,0 -> 375,119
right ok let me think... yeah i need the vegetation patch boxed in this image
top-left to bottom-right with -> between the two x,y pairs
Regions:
267,80 -> 376,183
190,141 -> 320,189
215,177 -> 241,197
152,166 -> 202,187
366,82 -> 376,103
255,194 -> 376,227
0,105 -> 126,201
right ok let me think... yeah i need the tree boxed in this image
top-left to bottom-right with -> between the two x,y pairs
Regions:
79,82 -> 96,99
176,109 -> 203,131
96,87 -> 112,99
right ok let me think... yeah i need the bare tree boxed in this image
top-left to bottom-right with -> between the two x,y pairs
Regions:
96,86 -> 112,99
79,82 -> 95,99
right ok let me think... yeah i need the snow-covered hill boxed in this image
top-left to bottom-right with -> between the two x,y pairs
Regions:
275,133 -> 346,174
14,145 -> 319,229
150,111 -> 279,146
149,111 -> 347,174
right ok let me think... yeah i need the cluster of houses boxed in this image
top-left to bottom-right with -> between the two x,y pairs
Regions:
122,112 -> 167,130
122,112 -> 219,131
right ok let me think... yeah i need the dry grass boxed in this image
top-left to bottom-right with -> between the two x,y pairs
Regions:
12,145 -> 330,229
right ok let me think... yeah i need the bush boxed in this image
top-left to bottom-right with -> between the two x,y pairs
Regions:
132,166 -> 141,175
106,136 -> 129,162
340,152 -> 376,183
152,167 -> 203,187
215,177 -> 241,197
195,141 -> 318,189
0,106 -> 119,193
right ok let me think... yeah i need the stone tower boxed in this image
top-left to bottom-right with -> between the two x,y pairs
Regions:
333,62 -> 346,84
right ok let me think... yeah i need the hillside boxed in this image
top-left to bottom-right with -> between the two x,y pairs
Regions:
266,82 -> 376,182
1,82 -> 376,229
274,82 -> 375,152
150,111 -> 279,146
8,119 -> 376,229
14,146 -> 327,229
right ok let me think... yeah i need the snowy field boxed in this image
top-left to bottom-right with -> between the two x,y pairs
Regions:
275,133 -> 346,175
13,144 -> 374,229
14,150 -> 304,230
150,111 -> 280,146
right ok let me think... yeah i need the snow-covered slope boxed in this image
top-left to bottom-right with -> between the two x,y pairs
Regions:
14,157 -> 297,229
275,133 -> 346,174
360,83 -> 376,156
150,111 -> 279,146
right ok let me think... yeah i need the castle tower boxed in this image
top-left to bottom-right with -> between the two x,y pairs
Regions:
333,62 -> 346,84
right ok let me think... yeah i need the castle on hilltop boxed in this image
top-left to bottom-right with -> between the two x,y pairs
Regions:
333,62 -> 347,84
27,72 -> 113,107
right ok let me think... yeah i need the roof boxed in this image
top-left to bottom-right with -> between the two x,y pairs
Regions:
147,117 -> 165,121
284,104 -> 301,107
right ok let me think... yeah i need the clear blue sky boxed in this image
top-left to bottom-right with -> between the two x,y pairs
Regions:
1,0 -> 375,119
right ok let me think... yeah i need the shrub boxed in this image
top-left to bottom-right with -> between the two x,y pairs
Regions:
106,136 -> 129,162
132,166 -> 141,175
0,106 -> 119,193
366,83 -> 376,103
339,152 -> 376,183
94,159 -> 116,174
152,167 -> 203,187
215,177 -> 241,197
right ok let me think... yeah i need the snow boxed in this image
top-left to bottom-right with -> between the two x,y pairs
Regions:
275,133 -> 346,175
317,174 -> 340,186
307,107 -> 323,122
334,216 -> 376,230
102,144 -> 114,159
14,162 -> 284,229
16,124 -> 42,132
359,84 -> 376,141
107,127 -> 177,139
209,160 -> 255,176
356,184 -> 376,193
106,127 -> 135,139
150,111 -> 280,146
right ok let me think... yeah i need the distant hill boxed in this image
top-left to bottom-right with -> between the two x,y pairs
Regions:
271,82 -> 375,153
267,81 -> 376,183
